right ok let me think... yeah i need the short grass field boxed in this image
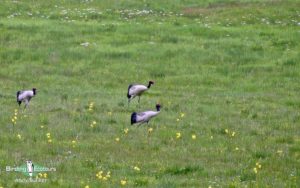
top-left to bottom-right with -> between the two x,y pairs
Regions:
0,0 -> 299,187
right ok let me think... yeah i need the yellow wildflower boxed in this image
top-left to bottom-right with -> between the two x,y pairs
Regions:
96,171 -> 103,179
43,173 -> 47,178
134,166 -> 140,171
85,185 -> 90,188
256,162 -> 262,169
17,134 -> 21,139
192,134 -> 196,140
231,131 -> 236,137
124,128 -> 129,134
115,137 -> 120,142
108,112 -> 112,116
148,128 -> 153,133
235,147 -> 239,151
253,167 -> 258,174
176,132 -> 181,139
40,125 -> 44,129
225,129 -> 229,134
176,118 -> 180,122
180,113 -> 185,118
48,139 -> 52,143
120,179 -> 127,186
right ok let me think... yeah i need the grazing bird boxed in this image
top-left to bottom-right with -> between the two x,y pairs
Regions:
16,88 -> 37,109
127,81 -> 154,104
131,104 -> 161,125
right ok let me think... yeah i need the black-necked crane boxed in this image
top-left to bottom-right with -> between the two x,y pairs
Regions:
127,81 -> 154,105
17,88 -> 37,109
131,104 -> 161,125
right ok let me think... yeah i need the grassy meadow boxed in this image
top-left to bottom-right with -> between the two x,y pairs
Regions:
0,0 -> 300,187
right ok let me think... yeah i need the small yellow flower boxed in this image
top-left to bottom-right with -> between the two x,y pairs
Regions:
43,173 -> 47,178
14,116 -> 17,120
72,140 -> 76,144
277,150 -> 283,154
85,185 -> 90,188
256,162 -> 262,169
176,118 -> 180,122
40,125 -> 44,129
96,171 -> 103,179
120,179 -> 127,186
17,134 -> 21,139
210,135 -> 213,139
11,118 -> 15,122
115,137 -> 120,142
15,109 -> 18,112
235,147 -> 239,151
176,132 -> 181,139
38,173 -> 43,177
124,128 -> 129,134
148,128 -> 153,134
180,113 -> 185,118
192,134 -> 196,140
108,112 -> 112,116
258,164 -> 261,169
48,139 -> 52,143
253,167 -> 258,174
231,131 -> 236,137
103,177 -> 108,181
134,166 -> 140,171
225,129 -> 229,134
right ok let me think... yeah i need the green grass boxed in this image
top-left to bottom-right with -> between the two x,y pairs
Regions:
0,0 -> 299,187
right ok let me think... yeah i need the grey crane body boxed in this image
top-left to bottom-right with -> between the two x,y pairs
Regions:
131,104 -> 161,125
127,81 -> 154,104
17,88 -> 37,108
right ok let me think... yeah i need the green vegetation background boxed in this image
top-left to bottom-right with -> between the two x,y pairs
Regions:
0,0 -> 299,187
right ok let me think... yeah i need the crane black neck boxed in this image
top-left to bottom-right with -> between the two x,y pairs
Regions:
147,82 -> 153,88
